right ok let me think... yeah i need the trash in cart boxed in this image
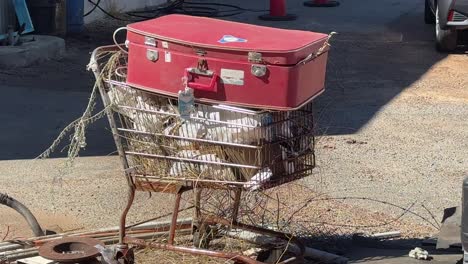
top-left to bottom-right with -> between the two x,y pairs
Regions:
105,75 -> 315,189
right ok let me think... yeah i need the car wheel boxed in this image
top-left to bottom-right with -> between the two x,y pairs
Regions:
425,0 -> 435,24
435,5 -> 458,52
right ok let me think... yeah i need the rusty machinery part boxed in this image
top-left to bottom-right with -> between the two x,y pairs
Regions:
0,193 -> 45,237
38,237 -> 105,263
124,236 -> 264,264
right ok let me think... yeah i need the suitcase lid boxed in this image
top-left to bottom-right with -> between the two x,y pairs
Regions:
127,15 -> 329,65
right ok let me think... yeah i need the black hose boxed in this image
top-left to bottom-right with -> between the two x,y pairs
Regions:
84,0 -> 101,17
0,193 -> 45,237
84,0 -> 268,20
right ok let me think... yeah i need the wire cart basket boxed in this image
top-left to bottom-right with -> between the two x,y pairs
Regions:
89,45 -> 317,264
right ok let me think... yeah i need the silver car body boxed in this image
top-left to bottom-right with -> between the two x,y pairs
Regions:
428,0 -> 468,29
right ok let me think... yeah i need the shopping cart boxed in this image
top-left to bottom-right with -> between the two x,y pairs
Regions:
89,45 -> 316,264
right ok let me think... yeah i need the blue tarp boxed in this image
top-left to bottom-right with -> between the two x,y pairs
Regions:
0,0 -> 34,41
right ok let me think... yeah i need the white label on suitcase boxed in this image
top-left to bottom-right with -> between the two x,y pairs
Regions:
220,69 -> 244,86
165,51 -> 171,62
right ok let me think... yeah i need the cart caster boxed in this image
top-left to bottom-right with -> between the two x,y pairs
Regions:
113,245 -> 135,264
257,248 -> 285,263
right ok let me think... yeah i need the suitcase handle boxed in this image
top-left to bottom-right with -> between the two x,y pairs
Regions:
185,68 -> 218,92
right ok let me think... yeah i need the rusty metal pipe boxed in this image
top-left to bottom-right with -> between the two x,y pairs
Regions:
168,190 -> 183,245
124,237 -> 263,264
232,189 -> 242,223
119,187 -> 136,244
33,224 -> 192,247
0,247 -> 39,262
98,229 -> 193,245
31,219 -> 194,246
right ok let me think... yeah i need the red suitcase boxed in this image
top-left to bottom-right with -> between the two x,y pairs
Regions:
126,14 -> 330,110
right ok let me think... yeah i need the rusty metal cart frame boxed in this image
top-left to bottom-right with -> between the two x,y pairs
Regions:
89,45 -> 316,264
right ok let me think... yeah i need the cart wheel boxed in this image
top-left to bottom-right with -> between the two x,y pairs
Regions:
257,248 -> 285,263
115,248 -> 135,264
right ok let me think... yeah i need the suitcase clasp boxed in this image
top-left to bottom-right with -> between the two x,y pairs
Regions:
144,36 -> 157,47
251,65 -> 267,77
197,59 -> 209,72
146,49 -> 159,62
248,52 -> 263,63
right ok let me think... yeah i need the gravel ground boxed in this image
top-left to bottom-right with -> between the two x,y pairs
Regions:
0,157 -> 176,239
309,41 -> 468,229
0,156 -> 440,240
0,0 -> 467,262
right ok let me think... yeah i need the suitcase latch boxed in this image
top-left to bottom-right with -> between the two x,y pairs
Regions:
248,52 -> 263,63
195,49 -> 207,56
144,36 -> 157,47
186,59 -> 213,76
251,64 -> 267,77
197,59 -> 208,72
146,49 -> 159,62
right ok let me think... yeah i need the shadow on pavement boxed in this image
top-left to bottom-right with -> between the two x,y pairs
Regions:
315,8 -> 448,135
347,244 -> 462,264
0,34 -> 119,160
0,0 -> 457,159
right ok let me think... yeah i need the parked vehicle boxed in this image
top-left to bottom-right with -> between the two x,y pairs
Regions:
425,0 -> 468,51
462,178 -> 468,264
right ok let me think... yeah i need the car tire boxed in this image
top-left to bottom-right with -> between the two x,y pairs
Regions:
425,0 -> 435,24
435,6 -> 458,52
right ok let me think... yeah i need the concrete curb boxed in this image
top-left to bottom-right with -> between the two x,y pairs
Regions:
0,35 -> 65,68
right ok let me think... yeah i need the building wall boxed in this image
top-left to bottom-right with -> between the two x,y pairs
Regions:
84,0 -> 165,24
